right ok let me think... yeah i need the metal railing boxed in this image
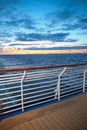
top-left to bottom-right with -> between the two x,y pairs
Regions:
0,63 -> 87,118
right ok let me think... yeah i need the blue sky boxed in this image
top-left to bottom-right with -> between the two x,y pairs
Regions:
0,0 -> 87,51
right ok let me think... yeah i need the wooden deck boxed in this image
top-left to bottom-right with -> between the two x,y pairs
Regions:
1,93 -> 87,130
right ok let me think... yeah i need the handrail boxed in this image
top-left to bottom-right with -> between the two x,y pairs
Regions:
0,63 -> 87,73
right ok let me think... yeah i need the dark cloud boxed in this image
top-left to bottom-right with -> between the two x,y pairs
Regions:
5,18 -> 35,29
16,32 -> 70,42
61,17 -> 87,31
9,43 -> 38,46
64,39 -> 78,42
61,24 -> 79,31
23,46 -> 87,50
15,32 -> 78,42
45,10 -> 76,28
79,17 -> 87,23
78,17 -> 87,30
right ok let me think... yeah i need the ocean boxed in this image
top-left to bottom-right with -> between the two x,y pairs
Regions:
0,53 -> 87,69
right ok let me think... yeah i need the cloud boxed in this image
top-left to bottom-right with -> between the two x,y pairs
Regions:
24,46 -> 87,50
5,18 -> 35,29
16,32 -> 71,42
78,17 -> 87,30
61,16 -> 87,31
64,39 -> 78,42
61,24 -> 79,31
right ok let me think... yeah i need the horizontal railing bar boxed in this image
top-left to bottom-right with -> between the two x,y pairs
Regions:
62,72 -> 83,76
24,95 -> 54,104
61,83 -> 82,89
0,63 -> 87,73
2,107 -> 22,114
24,98 -> 55,109
24,91 -> 54,100
2,99 -> 21,105
0,76 -> 22,82
0,85 -> 21,91
61,89 -> 82,98
0,80 -> 21,86
23,79 -> 57,87
0,73 -> 23,78
25,73 -> 58,80
62,72 -> 83,77
2,102 -> 22,110
61,87 -> 82,94
23,83 -> 56,92
61,80 -> 82,87
24,75 -> 57,83
65,67 -> 85,71
61,80 -> 82,86
23,88 -> 54,95
1,94 -> 21,100
0,78 -> 21,84
61,75 -> 83,81
61,84 -> 83,91
61,78 -> 83,84
0,90 -> 21,96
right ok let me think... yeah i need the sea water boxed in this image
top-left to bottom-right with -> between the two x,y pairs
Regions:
0,53 -> 87,69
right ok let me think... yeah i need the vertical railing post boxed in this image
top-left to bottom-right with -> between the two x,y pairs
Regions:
55,67 -> 67,101
83,70 -> 87,93
21,71 -> 26,112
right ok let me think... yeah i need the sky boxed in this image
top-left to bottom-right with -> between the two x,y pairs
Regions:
0,0 -> 87,54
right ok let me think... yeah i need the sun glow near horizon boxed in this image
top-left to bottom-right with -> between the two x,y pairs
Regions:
0,48 -> 87,54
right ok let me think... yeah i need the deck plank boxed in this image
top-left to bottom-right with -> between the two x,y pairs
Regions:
40,115 -> 57,130
24,121 -> 35,130
30,119 -> 42,130
19,124 -> 27,130
48,112 -> 64,130
35,117 -> 49,130
12,126 -> 20,130
44,115 -> 60,129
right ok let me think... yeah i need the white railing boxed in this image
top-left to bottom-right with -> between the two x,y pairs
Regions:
0,63 -> 87,118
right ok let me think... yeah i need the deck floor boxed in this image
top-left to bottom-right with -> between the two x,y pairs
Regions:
1,93 -> 87,130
